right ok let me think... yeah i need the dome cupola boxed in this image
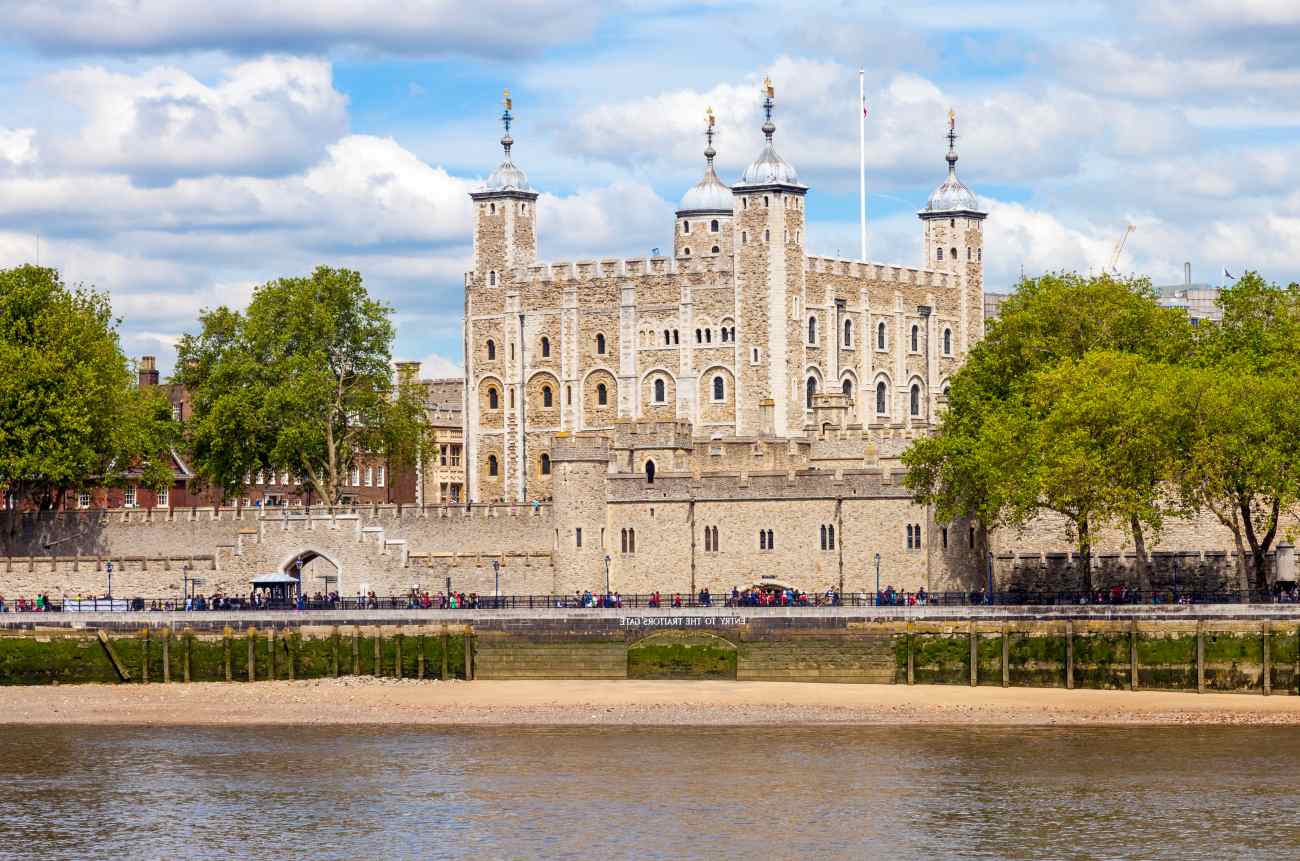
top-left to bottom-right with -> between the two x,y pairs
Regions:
480,88 -> 534,195
677,107 -> 734,214
733,77 -> 805,191
922,109 -> 982,215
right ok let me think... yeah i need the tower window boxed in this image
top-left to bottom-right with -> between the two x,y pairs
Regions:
713,375 -> 725,401
742,231 -> 748,244
540,453 -> 551,475
645,460 -> 656,484
597,382 -> 608,406
486,339 -> 495,360
907,524 -> 914,549
684,247 -> 691,256
764,229 -> 770,242
808,316 -> 817,345
752,347 -> 760,363
710,219 -> 719,233
541,336 -> 550,358
910,383 -> 921,417
911,325 -> 919,352
763,196 -> 769,207
842,379 -> 853,397
877,321 -> 886,350
683,221 -> 690,234
488,387 -> 499,410
843,319 -> 853,347
509,388 -> 515,408
950,218 -> 955,228
806,376 -> 817,410
522,203 -> 527,213
705,329 -> 711,343
596,333 -> 606,354
710,245 -> 720,254
967,247 -> 972,260
488,455 -> 499,477
951,248 -> 957,261
664,329 -> 670,345
673,330 -> 679,345
943,328 -> 952,355
876,381 -> 887,415
696,329 -> 703,344
566,385 -> 571,405
936,247 -> 944,261
490,202 -> 496,214
542,385 -> 553,407
489,270 -> 497,286
654,378 -> 666,403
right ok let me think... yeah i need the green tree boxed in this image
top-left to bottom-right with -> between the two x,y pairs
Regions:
175,266 -> 427,507
0,265 -> 177,516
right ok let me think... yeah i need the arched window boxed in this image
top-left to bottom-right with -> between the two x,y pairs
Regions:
645,460 -> 656,484
742,231 -> 748,244
540,453 -> 551,475
967,247 -> 972,260
486,339 -> 495,360
710,245 -> 720,254
843,319 -> 853,347
509,388 -> 515,408
695,329 -> 702,344
541,336 -> 550,358
704,329 -> 711,343
711,525 -> 719,551
763,195 -> 769,207
683,221 -> 690,234
910,325 -> 919,352
710,219 -> 719,233
767,529 -> 774,549
936,247 -> 943,261
877,321 -> 886,350
910,383 -> 921,416
713,376 -> 725,401
842,379 -> 853,397
542,386 -> 553,408
654,378 -> 666,403
721,328 -> 729,343
759,530 -> 767,550
764,229 -> 770,242
621,528 -> 628,553
950,247 -> 957,261
907,523 -> 914,549
566,385 -> 571,406
820,524 -> 827,550
673,330 -> 679,345
684,247 -> 691,256
596,333 -> 606,354
876,381 -> 887,415
705,526 -> 713,552
489,202 -> 496,214
808,316 -> 817,344
597,382 -> 608,406
663,329 -> 670,345
827,525 -> 835,549
488,388 -> 499,409
943,328 -> 952,355
730,327 -> 736,341
806,376 -> 817,410
488,455 -> 499,477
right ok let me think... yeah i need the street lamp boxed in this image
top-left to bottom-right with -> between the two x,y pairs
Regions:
604,555 -> 611,604
492,559 -> 500,608
106,561 -> 113,601
874,552 -> 881,606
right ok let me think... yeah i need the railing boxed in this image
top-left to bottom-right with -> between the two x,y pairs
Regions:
3,588 -> 1298,614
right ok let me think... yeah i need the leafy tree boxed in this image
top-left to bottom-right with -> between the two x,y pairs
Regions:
176,266 -> 427,507
0,265 -> 177,518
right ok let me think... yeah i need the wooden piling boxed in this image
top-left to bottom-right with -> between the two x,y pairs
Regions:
417,636 -> 426,681
182,629 -> 192,683
395,632 -> 403,680
162,627 -> 171,684
331,627 -> 340,678
1262,621 -> 1271,696
141,628 -> 150,684
1130,619 -> 1139,692
1001,623 -> 1010,688
351,627 -> 360,676
97,630 -> 131,682
440,627 -> 449,680
286,632 -> 296,682
1196,622 -> 1205,694
905,622 -> 915,686
247,627 -> 257,683
223,627 -> 233,682
969,620 -> 977,687
373,631 -> 382,677
463,628 -> 473,681
1065,620 -> 1074,690
268,629 -> 277,680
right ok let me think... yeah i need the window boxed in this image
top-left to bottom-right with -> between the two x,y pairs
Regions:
843,319 -> 853,347
542,386 -> 553,408
842,379 -> 853,397
711,525 -> 719,552
621,527 -> 636,554
439,446 -> 447,466
522,202 -> 527,213
597,383 -> 608,406
943,329 -> 952,355
906,523 -> 914,549
967,247 -> 972,260
490,202 -> 495,214
742,231 -> 748,244
950,218 -> 955,228
969,525 -> 976,548
541,337 -> 550,358
767,529 -> 775,549
664,329 -> 671,345
914,523 -> 922,547
704,329 -> 711,343
376,467 -> 385,488
684,247 -> 691,256
487,339 -> 496,360
509,387 -> 515,408
282,471 -> 290,486
696,328 -> 702,344
645,460 -> 656,484
752,347 -> 760,364
351,466 -> 361,486
721,328 -> 729,343
820,524 -> 827,550
910,383 -> 921,417
510,342 -> 514,360
950,247 -> 957,261
710,219 -> 719,233
910,325 -> 919,352
576,527 -> 582,548
710,245 -> 720,254
450,446 -> 461,466
566,386 -> 572,406
937,247 -> 943,261
654,378 -> 666,403
683,221 -> 690,234
876,381 -> 888,415
764,229 -> 770,242
704,526 -> 712,552
808,316 -> 817,344
713,376 -> 725,401
596,333 -> 606,354
806,376 -> 817,410
364,466 -> 373,487
942,526 -> 948,549
78,492 -> 91,509
763,195 -> 769,207
673,330 -> 679,345
759,530 -> 767,550
877,321 -> 886,350
171,403 -> 181,421
489,270 -> 497,286
488,388 -> 499,409
124,485 -> 137,508
540,453 -> 551,475
488,455 -> 499,477
827,525 -> 835,549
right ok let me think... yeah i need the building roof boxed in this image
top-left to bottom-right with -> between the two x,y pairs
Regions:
733,79 -> 804,191
921,115 -> 983,216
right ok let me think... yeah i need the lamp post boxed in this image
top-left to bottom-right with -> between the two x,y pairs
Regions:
106,561 -> 113,601
604,554 -> 611,604
874,552 -> 881,606
492,559 -> 500,609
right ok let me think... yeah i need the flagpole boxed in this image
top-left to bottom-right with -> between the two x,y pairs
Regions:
858,68 -> 867,262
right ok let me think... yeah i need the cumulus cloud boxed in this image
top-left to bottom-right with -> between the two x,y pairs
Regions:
2,0 -> 607,58
0,128 -> 37,170
41,56 -> 347,184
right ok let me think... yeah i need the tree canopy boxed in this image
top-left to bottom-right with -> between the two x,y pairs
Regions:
175,266 -> 426,507
0,265 -> 177,512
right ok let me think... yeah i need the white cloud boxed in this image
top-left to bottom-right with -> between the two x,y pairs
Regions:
0,128 -> 37,169
43,56 -> 347,183
413,353 -> 464,379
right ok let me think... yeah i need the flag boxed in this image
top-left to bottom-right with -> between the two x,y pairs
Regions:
863,99 -> 869,118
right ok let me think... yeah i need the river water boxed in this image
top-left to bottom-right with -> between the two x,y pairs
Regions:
2,724 -> 1297,860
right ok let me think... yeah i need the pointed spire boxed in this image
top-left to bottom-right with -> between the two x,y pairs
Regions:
501,88 -> 514,161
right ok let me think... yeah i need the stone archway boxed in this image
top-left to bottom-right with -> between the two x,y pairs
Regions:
280,548 -> 344,597
627,629 -> 738,680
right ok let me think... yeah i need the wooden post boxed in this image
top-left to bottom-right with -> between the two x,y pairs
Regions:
182,629 -> 192,683
223,627 -> 233,682
351,627 -> 360,676
1196,622 -> 1205,694
286,632 -> 296,682
331,627 -> 340,678
1001,623 -> 1010,688
905,622 -> 915,686
1130,619 -> 1139,692
247,627 -> 257,683
373,631 -> 382,677
441,627 -> 449,680
97,629 -> 131,682
162,627 -> 172,684
1065,620 -> 1074,690
464,628 -> 473,681
969,621 -> 978,687
268,629 -> 277,680
417,636 -> 426,681
141,628 -> 150,684
395,632 -> 404,680
1262,621 -> 1271,696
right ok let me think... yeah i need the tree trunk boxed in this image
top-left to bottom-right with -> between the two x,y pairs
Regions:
1129,514 -> 1150,588
1240,496 -> 1280,600
1077,515 -> 1093,594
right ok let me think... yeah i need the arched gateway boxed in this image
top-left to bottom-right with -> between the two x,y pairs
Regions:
280,549 -> 344,597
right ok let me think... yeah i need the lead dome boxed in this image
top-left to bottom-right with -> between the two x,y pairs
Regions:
678,110 -> 734,214
922,116 -> 982,214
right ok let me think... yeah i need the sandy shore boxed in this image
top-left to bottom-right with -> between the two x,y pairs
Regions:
3,679 -> 1300,726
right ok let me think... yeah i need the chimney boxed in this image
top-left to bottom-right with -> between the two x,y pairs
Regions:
1185,262 -> 1191,288
138,356 -> 159,388
395,360 -> 422,385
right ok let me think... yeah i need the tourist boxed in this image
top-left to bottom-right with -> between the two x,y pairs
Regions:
672,593 -> 682,608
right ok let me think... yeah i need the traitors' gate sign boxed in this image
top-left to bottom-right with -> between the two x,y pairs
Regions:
620,615 -> 743,628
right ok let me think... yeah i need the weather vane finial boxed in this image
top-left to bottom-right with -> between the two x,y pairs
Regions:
704,106 -> 717,166
764,76 -> 774,99
504,88 -> 512,111
761,76 -> 776,141
948,107 -> 955,131
500,88 -> 514,159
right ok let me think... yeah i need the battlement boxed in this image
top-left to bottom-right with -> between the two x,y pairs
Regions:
612,419 -> 694,450
804,256 -> 952,289
551,433 -> 612,463
509,253 -> 734,285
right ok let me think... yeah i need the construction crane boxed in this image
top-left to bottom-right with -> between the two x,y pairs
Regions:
1109,223 -> 1135,272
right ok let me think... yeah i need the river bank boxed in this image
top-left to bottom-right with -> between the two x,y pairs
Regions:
3,678 -> 1300,726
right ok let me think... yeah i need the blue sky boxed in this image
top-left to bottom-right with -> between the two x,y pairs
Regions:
1,0 -> 1298,376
